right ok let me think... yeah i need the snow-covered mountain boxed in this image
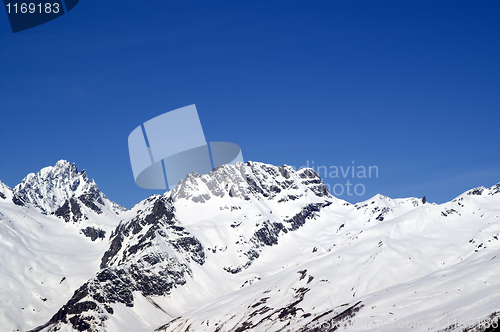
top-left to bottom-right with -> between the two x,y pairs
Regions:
1,161 -> 499,332
0,161 -> 127,331
13,160 -> 125,216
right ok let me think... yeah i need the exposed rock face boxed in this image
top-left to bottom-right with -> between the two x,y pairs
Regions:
54,197 -> 83,223
81,226 -> 106,241
35,196 -> 206,331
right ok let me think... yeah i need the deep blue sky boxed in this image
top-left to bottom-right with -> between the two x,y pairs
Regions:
1,1 -> 499,209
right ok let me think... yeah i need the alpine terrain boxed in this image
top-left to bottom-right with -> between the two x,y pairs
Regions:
1,160 -> 499,332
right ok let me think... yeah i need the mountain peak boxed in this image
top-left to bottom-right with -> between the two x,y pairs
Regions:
452,182 -> 500,202
0,180 -> 12,201
13,160 -> 123,214
169,161 -> 331,203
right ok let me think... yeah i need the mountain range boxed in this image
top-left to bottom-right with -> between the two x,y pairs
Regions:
0,160 -> 499,332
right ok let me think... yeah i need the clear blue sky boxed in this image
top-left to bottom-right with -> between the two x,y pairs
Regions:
1,1 -> 499,209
